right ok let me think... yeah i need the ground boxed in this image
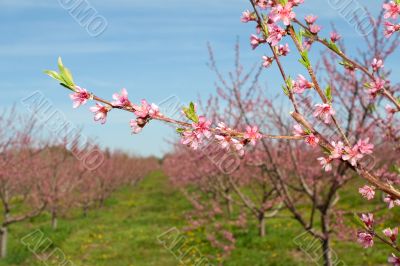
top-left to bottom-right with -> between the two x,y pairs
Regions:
0,171 -> 397,266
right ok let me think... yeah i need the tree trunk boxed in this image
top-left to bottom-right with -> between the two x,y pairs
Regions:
258,212 -> 266,237
83,204 -> 88,217
0,226 -> 8,258
51,210 -> 58,230
321,213 -> 332,266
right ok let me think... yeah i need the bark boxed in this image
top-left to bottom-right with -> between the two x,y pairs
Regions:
51,210 -> 58,230
258,212 -> 266,237
82,204 -> 88,217
0,226 -> 8,258
321,213 -> 332,266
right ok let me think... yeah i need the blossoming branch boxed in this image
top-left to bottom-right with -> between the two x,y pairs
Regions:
45,57 -> 301,157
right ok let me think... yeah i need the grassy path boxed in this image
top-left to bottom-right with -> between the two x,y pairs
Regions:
2,171 -> 190,266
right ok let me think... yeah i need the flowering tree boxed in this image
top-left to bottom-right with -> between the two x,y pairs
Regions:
44,0 -> 400,265
0,109 -> 48,258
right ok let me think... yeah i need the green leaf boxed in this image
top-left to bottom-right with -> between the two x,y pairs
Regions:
351,213 -> 366,230
182,102 -> 199,123
326,40 -> 341,54
325,86 -> 332,102
176,128 -> 185,134
285,76 -> 293,90
367,103 -> 376,113
44,70 -> 61,81
57,57 -> 75,87
363,82 -> 371,89
282,85 -> 289,96
339,60 -> 354,69
296,29 -> 304,45
298,50 -> 310,69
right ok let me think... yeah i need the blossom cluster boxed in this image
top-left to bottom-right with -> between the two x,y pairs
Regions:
293,121 -> 375,173
383,1 -> 400,38
70,87 -> 161,133
357,213 -> 400,265
69,84 -> 264,156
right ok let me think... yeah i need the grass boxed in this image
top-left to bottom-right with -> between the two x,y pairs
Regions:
0,171 -> 397,265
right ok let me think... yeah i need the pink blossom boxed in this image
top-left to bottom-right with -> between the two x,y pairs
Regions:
342,145 -> 363,166
388,253 -> 400,266
355,138 -> 374,155
313,103 -> 335,124
305,15 -> 317,24
384,195 -> 400,209
89,103 -> 109,124
330,141 -> 344,159
309,24 -> 321,34
215,134 -> 245,156
361,213 -> 374,229
359,185 -> 375,200
130,120 -> 142,134
244,126 -> 262,146
371,58 -> 384,72
232,139 -> 245,156
305,134 -> 319,147
267,24 -> 286,46
215,135 -> 232,150
192,116 -> 212,139
181,131 -> 201,150
384,21 -> 400,38
303,39 -> 313,50
256,0 -> 272,9
386,104 -> 397,118
134,99 -> 151,118
383,227 -> 398,243
70,86 -> 91,108
368,78 -> 387,99
357,232 -> 374,248
149,103 -> 161,118
278,43 -> 290,56
317,157 -> 332,172
262,56 -> 274,68
216,122 -> 231,131
330,32 -> 341,42
293,74 -> 313,94
241,10 -> 254,23
271,3 -> 296,26
293,124 -> 305,136
289,0 -> 304,5
383,1 -> 400,19
112,88 -> 131,107
293,125 -> 319,147
250,34 -> 264,49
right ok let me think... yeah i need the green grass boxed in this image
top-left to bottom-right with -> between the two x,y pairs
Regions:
0,171 -> 397,265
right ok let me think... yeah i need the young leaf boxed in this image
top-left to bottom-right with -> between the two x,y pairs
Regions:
351,213 -> 367,230
298,50 -> 311,69
182,102 -> 199,123
282,85 -> 289,96
57,57 -> 75,87
325,86 -> 332,102
327,40 -> 341,54
176,128 -> 185,134
44,70 -> 61,81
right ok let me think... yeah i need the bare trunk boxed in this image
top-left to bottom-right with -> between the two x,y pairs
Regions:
258,212 -> 266,237
82,204 -> 88,217
321,213 -> 332,266
0,226 -> 8,258
51,210 -> 58,230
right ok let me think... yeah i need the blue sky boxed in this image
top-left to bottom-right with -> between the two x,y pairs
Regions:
0,0 -> 396,157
